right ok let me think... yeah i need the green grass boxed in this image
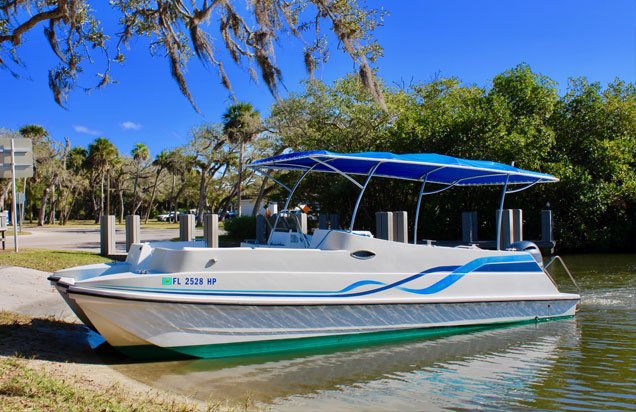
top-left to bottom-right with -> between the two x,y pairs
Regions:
0,357 -> 209,412
22,219 -> 181,230
1,230 -> 31,236
0,311 -> 256,412
0,249 -> 111,272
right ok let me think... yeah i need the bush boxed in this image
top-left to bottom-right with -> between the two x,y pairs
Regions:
223,216 -> 256,240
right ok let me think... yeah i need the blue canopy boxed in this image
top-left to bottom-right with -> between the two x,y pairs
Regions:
248,150 -> 558,186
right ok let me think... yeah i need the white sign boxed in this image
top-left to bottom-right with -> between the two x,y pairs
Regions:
0,138 -> 34,178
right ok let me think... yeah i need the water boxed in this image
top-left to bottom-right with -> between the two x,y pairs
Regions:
111,254 -> 636,410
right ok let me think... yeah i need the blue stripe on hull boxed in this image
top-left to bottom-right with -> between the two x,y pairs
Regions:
94,255 -> 542,298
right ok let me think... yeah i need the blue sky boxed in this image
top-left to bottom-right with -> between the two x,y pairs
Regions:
1,0 -> 634,157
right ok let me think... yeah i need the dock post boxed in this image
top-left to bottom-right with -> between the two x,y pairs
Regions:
318,213 -> 329,229
461,211 -> 478,243
541,209 -> 553,243
125,215 -> 140,252
256,215 -> 267,243
100,215 -> 116,257
329,213 -> 339,230
496,209 -> 513,249
375,211 -> 394,241
512,209 -> 523,242
299,213 -> 308,234
179,214 -> 195,242
393,211 -> 408,243
203,213 -> 218,248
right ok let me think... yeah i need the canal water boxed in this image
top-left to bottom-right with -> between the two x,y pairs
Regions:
111,254 -> 635,411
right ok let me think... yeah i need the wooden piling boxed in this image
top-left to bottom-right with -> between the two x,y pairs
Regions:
125,215 -> 140,252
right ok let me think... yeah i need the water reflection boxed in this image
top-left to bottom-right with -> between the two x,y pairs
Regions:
113,320 -> 577,410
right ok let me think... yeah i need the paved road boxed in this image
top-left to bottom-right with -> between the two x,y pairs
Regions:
0,265 -> 77,320
5,225 -> 204,252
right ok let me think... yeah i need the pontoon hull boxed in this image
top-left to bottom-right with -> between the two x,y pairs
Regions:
51,230 -> 580,359
67,291 -> 578,359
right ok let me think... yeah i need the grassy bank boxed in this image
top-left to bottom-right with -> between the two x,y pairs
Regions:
22,219 -> 182,230
2,230 -> 31,236
0,311 -> 254,411
0,357 -> 205,412
0,249 -> 111,272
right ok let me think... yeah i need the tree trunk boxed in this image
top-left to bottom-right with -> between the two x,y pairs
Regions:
92,185 -> 100,224
119,190 -> 125,223
237,141 -> 244,216
169,174 -> 176,222
62,188 -> 78,225
0,183 -> 11,212
106,172 -> 111,216
144,170 -> 162,224
49,186 -> 56,224
252,176 -> 270,216
38,187 -> 50,226
100,172 -> 105,219
196,166 -> 209,225
131,164 -> 140,213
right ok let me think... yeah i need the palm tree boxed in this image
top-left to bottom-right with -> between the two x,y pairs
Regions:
59,147 -> 88,224
18,124 -> 49,224
131,142 -> 150,215
144,149 -> 170,223
222,102 -> 261,216
87,137 -> 118,221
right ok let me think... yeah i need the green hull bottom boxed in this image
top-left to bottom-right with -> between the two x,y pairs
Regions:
114,316 -> 573,361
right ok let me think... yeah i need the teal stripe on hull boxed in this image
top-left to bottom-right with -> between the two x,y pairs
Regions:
114,316 -> 574,361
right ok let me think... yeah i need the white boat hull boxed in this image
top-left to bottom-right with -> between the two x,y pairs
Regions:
51,230 -> 580,359
67,290 -> 578,358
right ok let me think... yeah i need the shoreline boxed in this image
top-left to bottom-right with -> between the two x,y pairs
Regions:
0,265 -> 248,411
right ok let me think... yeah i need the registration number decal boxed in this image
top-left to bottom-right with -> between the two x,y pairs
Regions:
161,276 -> 217,286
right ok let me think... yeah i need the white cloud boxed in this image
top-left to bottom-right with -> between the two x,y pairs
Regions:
73,125 -> 101,136
121,121 -> 142,131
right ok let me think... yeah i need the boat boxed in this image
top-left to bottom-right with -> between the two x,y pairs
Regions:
49,150 -> 580,359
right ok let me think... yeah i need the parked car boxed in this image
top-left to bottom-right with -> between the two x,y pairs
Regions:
223,211 -> 237,221
157,211 -> 177,222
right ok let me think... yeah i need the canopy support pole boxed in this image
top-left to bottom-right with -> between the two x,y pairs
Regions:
268,165 -> 316,245
496,175 -> 510,250
413,175 -> 428,245
348,162 -> 382,232
309,157 -> 363,189
252,168 -> 292,193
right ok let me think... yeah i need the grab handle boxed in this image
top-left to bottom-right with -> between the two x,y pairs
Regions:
544,255 -> 580,293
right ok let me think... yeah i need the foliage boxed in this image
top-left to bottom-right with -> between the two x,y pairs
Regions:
269,65 -> 636,252
223,102 -> 263,216
0,0 -> 108,106
2,65 -> 633,252
1,0 -> 386,111
223,216 -> 257,240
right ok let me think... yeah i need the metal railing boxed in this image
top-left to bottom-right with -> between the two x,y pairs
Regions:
544,255 -> 580,293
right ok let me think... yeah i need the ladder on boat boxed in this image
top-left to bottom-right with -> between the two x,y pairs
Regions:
544,256 -> 581,293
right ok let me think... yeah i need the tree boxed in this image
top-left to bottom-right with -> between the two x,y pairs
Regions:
144,149 -> 170,223
58,146 -> 88,225
87,137 -> 118,222
269,67 -> 636,251
130,142 -> 150,215
222,102 -> 262,216
163,149 -> 195,223
1,0 -> 386,111
547,78 -> 636,251
188,125 -> 232,224
18,125 -> 66,226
